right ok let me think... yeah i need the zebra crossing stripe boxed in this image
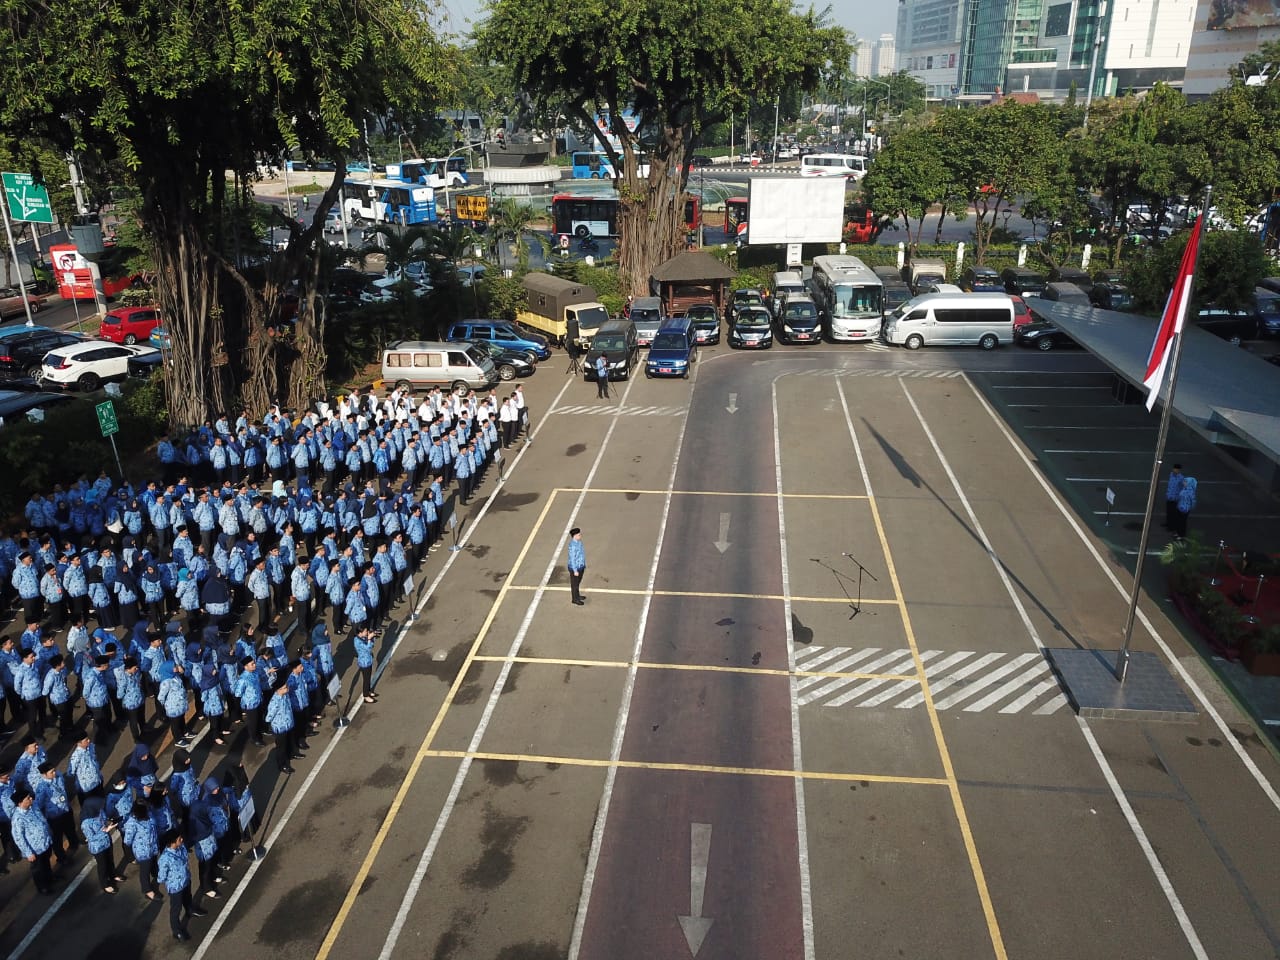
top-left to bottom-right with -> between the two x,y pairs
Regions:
549,404 -> 687,417
790,646 -> 1068,716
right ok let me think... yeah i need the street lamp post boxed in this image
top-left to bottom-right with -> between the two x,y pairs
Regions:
863,77 -> 891,151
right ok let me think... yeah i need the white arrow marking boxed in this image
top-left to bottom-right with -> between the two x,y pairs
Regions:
713,513 -> 731,554
677,822 -> 713,956
725,392 -> 739,414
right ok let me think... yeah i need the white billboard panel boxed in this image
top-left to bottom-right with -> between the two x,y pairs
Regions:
746,177 -> 846,244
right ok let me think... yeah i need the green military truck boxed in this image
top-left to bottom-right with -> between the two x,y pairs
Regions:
518,272 -> 609,347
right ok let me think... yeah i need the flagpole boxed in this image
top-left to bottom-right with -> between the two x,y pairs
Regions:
1116,187 -> 1211,682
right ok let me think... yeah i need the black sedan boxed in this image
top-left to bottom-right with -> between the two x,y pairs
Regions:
1015,320 -> 1078,351
465,340 -> 536,381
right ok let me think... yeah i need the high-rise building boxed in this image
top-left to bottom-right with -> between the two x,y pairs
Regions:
873,34 -> 898,75
952,0 -> 1194,99
897,0 -> 965,99
1184,0 -> 1280,96
854,38 -> 874,78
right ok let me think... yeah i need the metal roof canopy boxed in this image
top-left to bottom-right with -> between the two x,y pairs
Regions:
1031,300 -> 1280,491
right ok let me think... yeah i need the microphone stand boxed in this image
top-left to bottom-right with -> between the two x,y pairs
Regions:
841,552 -> 878,619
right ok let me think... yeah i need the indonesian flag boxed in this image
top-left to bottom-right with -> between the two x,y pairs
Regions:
1144,213 -> 1204,411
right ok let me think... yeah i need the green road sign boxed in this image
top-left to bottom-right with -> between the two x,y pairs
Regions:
95,400 -> 119,437
1,172 -> 54,224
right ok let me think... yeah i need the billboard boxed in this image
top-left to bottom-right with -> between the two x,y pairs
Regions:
745,177 -> 847,245
1208,0 -> 1280,30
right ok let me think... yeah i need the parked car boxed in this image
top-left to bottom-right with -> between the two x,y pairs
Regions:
0,287 -> 40,321
960,266 -> 1004,293
0,389 -> 73,423
583,319 -> 638,381
464,339 -> 535,381
1194,306 -> 1260,344
727,288 -> 765,322
628,296 -> 664,347
1089,282 -> 1134,312
0,330 -> 85,381
127,350 -> 165,379
685,302 -> 721,345
1040,282 -> 1091,305
446,319 -> 551,362
1047,267 -> 1094,293
1015,320 -> 1078,351
41,340 -> 159,391
1011,295 -> 1035,329
774,295 -> 821,343
728,306 -> 773,349
1001,267 -> 1048,297
99,305 -> 163,345
645,318 -> 696,378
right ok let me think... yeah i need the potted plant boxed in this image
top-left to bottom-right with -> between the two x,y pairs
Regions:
1161,534 -> 1206,598
1242,624 -> 1280,677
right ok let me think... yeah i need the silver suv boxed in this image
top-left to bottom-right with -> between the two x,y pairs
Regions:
629,296 -> 663,347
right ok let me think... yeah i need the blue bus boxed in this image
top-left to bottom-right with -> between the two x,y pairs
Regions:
342,178 -> 437,225
384,157 -> 468,189
571,152 -> 615,179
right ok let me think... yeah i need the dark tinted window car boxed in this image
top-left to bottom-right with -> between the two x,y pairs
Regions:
1089,282 -> 1133,311
960,266 -> 1003,292
1048,267 -> 1093,293
0,331 -> 82,379
1195,307 -> 1259,344
1001,268 -> 1048,297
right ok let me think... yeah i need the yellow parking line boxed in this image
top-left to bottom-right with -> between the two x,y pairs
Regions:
314,488 -> 562,960
857,450 -> 1009,957
424,749 -> 949,786
470,654 -> 917,683
563,487 -> 870,500
503,583 -> 900,605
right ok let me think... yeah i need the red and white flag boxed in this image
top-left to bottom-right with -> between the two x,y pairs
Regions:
1143,213 -> 1204,411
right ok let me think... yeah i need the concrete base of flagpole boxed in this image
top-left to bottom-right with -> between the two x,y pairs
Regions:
1046,648 -> 1197,721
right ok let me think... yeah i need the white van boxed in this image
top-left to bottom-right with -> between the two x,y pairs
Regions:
381,340 -> 500,391
770,270 -> 806,317
882,293 -> 1015,350
799,153 -> 868,181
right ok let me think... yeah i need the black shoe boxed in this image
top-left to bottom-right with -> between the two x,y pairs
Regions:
572,599 -> 585,606
252,740 -> 267,748
290,753 -> 306,760
190,907 -> 209,917
174,931 -> 191,941
280,765 -> 295,774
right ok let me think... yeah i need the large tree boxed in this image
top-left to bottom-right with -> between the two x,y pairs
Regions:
0,0 -> 457,426
479,0 -> 849,293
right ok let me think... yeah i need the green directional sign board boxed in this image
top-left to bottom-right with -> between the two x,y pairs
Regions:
1,172 -> 54,224
95,400 -> 119,437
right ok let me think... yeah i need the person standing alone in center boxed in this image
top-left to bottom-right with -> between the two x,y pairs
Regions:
567,527 -> 586,606
595,354 -> 610,400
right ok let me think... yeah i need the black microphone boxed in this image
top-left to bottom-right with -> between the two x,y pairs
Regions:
809,558 -> 821,562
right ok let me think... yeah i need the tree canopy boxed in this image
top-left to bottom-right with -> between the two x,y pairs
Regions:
0,0 -> 458,425
479,0 -> 849,292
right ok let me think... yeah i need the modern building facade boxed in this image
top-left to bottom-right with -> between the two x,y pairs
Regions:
1184,0 -> 1280,96
873,34 -> 899,75
854,38 -> 874,77
897,0 -> 1195,100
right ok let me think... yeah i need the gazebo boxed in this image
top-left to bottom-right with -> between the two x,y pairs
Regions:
649,251 -> 737,318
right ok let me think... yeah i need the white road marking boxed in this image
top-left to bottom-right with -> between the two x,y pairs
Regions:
1077,717 -> 1210,960
896,654 -> 1005,709
794,647 -> 894,689
185,374 -> 579,960
826,651 -> 946,707
773,375 -> 817,960
796,651 -> 918,702
566,368 -> 694,959
998,677 -> 1066,714
676,822 -> 714,955
381,375 -> 645,960
964,374 -> 1280,814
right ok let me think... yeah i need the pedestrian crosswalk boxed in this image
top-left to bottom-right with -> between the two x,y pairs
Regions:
549,403 -> 688,417
785,368 -> 963,380
793,645 -> 1069,716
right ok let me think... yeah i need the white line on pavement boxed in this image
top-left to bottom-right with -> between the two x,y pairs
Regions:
186,374 -> 577,960
566,373 -> 694,960
964,374 -> 1280,815
380,375 -> 642,960
773,377 -> 816,960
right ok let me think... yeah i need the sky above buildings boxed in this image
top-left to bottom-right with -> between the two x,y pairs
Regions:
436,0 -> 897,47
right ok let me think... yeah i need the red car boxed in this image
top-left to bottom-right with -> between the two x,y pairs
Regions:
1011,295 -> 1034,329
99,305 -> 162,345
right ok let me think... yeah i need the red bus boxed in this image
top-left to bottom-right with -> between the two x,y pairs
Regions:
726,197 -> 749,242
49,243 -> 141,300
551,194 -> 701,239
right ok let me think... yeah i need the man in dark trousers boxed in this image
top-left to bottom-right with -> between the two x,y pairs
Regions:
567,527 -> 586,606
595,354 -> 610,399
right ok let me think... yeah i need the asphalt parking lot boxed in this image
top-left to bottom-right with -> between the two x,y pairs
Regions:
5,340 -> 1280,960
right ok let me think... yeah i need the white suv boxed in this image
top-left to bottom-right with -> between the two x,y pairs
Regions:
41,340 -> 158,391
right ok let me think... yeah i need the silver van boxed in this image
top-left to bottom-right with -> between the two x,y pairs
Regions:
381,340 -> 499,391
770,270 -> 806,317
882,293 -> 1015,350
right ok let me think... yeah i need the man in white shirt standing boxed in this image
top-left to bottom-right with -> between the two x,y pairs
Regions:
498,396 -> 518,448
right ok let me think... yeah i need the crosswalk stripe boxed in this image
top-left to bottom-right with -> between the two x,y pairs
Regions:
549,404 -> 687,417
798,647 -> 911,701
962,661 -> 1054,712
931,653 -> 1043,710
795,646 -> 877,674
794,648 -> 898,692
896,653 -> 1004,709
827,651 -> 944,707
1033,693 -> 1069,715
998,677 -> 1063,714
797,651 -> 920,705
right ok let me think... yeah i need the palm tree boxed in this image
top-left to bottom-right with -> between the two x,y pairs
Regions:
492,197 -> 535,271
422,224 -> 483,335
